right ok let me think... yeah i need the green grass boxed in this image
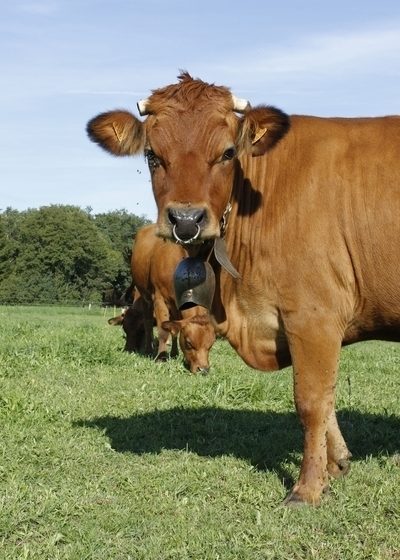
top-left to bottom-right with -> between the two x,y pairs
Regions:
0,305 -> 399,559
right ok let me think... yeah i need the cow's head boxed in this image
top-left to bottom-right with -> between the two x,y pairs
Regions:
162,310 -> 216,374
87,72 -> 289,244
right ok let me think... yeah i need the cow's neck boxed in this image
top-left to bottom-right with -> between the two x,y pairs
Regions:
211,155 -> 291,371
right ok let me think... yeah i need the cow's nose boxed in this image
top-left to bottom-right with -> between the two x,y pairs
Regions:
197,366 -> 210,376
167,207 -> 206,242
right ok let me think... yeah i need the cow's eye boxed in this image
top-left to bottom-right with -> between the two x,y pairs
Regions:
222,147 -> 236,161
144,148 -> 161,171
184,339 -> 193,351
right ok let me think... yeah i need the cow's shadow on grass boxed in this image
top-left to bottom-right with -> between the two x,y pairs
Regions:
75,407 -> 399,487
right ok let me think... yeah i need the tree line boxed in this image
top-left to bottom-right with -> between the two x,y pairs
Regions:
0,205 -> 150,305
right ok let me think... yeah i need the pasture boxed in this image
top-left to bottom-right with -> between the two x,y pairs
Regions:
1,305 -> 399,559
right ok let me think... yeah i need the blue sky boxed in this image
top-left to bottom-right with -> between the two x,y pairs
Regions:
1,0 -> 400,221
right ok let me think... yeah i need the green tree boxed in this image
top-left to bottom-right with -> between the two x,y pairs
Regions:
93,209 -> 150,264
0,206 -> 127,304
92,209 -> 150,298
0,208 -> 20,285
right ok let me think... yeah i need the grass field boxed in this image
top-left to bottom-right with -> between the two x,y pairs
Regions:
0,305 -> 399,559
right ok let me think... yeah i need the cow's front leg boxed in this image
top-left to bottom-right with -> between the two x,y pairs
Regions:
153,294 -> 172,361
170,335 -> 179,359
285,329 -> 342,506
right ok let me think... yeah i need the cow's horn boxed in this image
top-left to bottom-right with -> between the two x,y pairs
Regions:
137,98 -> 150,116
231,94 -> 250,113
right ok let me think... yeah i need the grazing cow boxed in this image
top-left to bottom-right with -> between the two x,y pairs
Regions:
87,72 -> 400,505
130,224 -> 215,373
108,295 -> 148,353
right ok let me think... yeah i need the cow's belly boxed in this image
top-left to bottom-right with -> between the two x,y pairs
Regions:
221,298 -> 291,371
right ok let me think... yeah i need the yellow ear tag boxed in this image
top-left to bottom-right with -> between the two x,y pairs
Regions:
252,127 -> 268,144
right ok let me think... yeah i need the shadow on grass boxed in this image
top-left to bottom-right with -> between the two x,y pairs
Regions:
75,408 -> 399,487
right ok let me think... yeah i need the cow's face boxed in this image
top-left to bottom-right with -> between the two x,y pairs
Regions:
180,316 -> 216,374
162,312 -> 216,374
87,74 -> 289,244
144,108 -> 239,243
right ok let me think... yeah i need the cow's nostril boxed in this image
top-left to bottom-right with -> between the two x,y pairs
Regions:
192,209 -> 205,224
168,209 -> 177,225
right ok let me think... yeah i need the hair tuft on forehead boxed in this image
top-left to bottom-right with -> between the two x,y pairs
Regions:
147,71 -> 232,113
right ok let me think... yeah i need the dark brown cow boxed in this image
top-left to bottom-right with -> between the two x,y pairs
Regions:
130,224 -> 215,373
108,294 -> 148,354
87,72 -> 400,505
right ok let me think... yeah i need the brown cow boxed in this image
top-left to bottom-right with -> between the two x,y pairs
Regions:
130,224 -> 215,373
87,72 -> 400,505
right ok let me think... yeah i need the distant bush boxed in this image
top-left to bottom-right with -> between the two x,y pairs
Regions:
0,205 -> 150,304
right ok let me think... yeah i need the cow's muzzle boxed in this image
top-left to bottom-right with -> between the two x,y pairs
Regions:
167,207 -> 206,244
184,360 -> 210,375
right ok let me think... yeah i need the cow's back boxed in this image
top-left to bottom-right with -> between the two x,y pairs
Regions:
131,224 -> 186,312
131,225 -> 155,298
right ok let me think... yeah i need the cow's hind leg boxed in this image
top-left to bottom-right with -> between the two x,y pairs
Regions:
284,326 -> 342,506
326,409 -> 352,478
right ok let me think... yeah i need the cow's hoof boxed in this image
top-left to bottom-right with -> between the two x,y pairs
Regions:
283,486 -> 327,507
283,492 -> 310,507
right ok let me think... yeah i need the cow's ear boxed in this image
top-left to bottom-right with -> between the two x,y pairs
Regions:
239,106 -> 290,156
161,320 -> 182,336
86,110 -> 144,156
108,315 -> 124,326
